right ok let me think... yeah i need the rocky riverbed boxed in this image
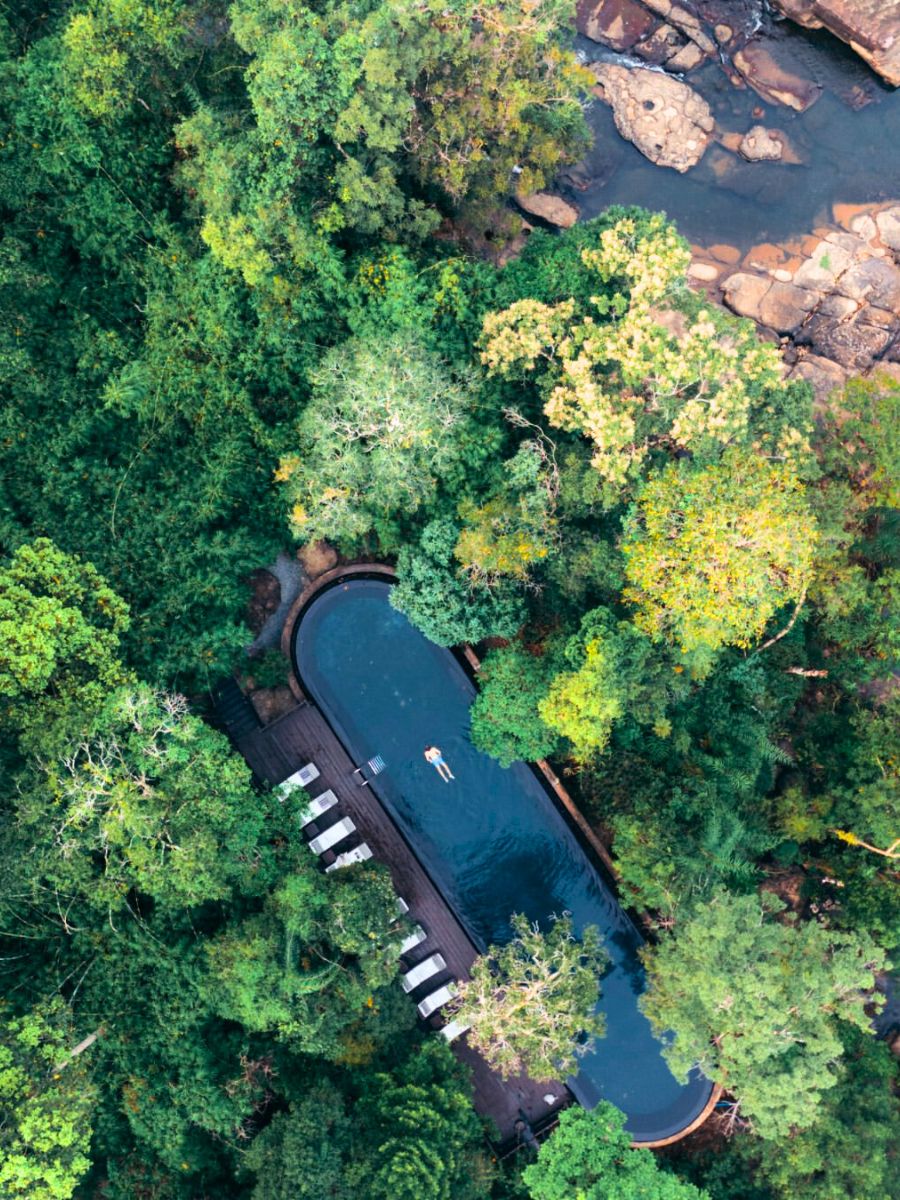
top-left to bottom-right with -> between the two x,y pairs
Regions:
517,0 -> 900,249
514,0 -> 900,397
693,201 -> 900,402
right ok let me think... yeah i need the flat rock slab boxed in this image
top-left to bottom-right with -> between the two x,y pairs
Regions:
759,280 -> 820,333
773,0 -> 900,85
733,42 -> 823,111
722,271 -> 774,321
577,0 -> 655,48
516,191 -> 579,228
590,63 -> 714,171
799,313 -> 894,370
837,257 -> 900,309
876,206 -> 900,251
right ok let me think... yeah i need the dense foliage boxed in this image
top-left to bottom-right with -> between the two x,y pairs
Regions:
0,2 -> 896,1199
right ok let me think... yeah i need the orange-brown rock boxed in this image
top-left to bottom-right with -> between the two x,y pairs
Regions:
743,242 -> 787,271
721,272 -> 773,321
297,539 -> 339,578
708,243 -> 742,265
576,0 -> 655,49
772,1 -> 900,86
832,200 -> 877,230
733,42 -> 822,111
759,281 -> 820,333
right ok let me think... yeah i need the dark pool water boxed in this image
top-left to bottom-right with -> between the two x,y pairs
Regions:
293,578 -> 711,1142
570,17 -> 900,250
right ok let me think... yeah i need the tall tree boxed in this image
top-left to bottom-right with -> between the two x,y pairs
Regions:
639,892 -> 887,1139
17,685 -> 273,911
480,213 -> 811,488
278,333 -> 478,547
621,451 -> 818,674
449,913 -> 606,1080
524,1103 -> 710,1200
0,1001 -> 96,1200
391,518 -> 526,647
0,539 -> 129,737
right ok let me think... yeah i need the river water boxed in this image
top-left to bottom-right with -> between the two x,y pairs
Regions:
566,13 -> 900,250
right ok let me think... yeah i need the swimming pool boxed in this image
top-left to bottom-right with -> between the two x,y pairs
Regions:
292,576 -> 712,1142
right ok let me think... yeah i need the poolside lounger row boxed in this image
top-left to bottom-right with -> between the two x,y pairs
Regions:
401,953 -> 446,993
418,982 -> 457,1020
397,925 -> 427,956
308,817 -> 356,856
298,789 -> 338,828
325,844 -> 373,873
439,1017 -> 470,1043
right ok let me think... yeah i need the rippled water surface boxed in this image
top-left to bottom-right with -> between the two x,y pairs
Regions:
294,578 -> 711,1142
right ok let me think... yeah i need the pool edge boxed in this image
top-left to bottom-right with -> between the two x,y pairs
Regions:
282,560 -> 721,1148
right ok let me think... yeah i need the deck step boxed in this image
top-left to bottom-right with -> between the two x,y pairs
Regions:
211,678 -> 262,742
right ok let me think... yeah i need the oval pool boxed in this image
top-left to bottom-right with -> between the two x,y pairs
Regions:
292,576 -> 712,1142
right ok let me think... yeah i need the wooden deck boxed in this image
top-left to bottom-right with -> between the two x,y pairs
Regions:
233,698 -> 569,1144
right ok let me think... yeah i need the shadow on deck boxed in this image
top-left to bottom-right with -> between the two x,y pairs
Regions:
226,694 -> 571,1146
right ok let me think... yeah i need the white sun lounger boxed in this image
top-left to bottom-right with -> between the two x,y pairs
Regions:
308,817 -> 356,856
418,982 -> 458,1019
325,844 -> 373,873
396,897 -> 409,915
274,762 -> 320,799
439,1017 -> 470,1043
298,789 -> 338,827
401,953 -> 446,994
397,925 -> 427,956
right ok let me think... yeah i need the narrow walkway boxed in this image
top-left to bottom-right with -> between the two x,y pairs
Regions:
231,698 -> 569,1144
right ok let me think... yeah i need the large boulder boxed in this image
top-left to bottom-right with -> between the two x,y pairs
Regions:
875,205 -> 900,251
733,42 -> 822,111
516,191 -> 579,228
576,0 -> 655,49
297,539 -> 338,579
773,0 -> 900,86
589,63 -> 714,172
721,272 -> 774,322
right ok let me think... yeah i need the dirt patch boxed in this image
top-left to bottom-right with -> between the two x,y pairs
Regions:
246,569 -> 281,635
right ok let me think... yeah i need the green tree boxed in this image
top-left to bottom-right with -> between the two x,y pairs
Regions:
248,1043 -> 490,1200
740,1026 -> 899,1200
246,1083 -> 355,1200
0,1001 -> 96,1200
206,860 -> 408,1058
357,1041 -> 492,1200
807,374 -> 900,682
449,912 -> 607,1080
639,892 -> 887,1139
539,607 -> 678,761
180,0 -> 589,273
391,518 -> 526,646
622,451 -> 818,673
0,539 -> 129,733
18,685 -> 272,910
470,642 -> 561,766
455,443 -> 558,585
279,334 -> 476,547
60,0 -> 186,120
524,1102 -> 710,1200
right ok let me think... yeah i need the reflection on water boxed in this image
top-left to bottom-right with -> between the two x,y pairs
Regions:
295,579 -> 712,1142
568,22 -> 900,250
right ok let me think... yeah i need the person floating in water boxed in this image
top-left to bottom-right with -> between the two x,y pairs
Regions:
424,745 -> 454,782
